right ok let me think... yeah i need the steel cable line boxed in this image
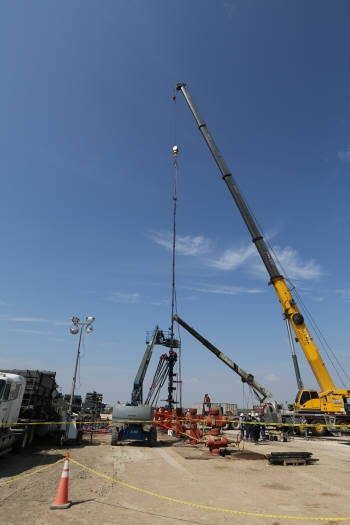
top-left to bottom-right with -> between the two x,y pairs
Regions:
237,182 -> 349,387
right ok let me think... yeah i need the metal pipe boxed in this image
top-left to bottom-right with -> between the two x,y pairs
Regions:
69,325 -> 83,417
286,318 -> 304,390
176,83 -> 281,281
174,314 -> 272,403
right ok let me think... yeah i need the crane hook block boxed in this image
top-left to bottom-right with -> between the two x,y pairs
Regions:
173,145 -> 179,157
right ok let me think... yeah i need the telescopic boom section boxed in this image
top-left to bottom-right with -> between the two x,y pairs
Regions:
174,315 -> 272,403
131,326 -> 159,406
176,83 -> 336,394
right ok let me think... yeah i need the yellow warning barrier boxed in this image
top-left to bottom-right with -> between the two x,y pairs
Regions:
69,457 -> 350,522
1,455 -> 349,521
1,419 -> 350,429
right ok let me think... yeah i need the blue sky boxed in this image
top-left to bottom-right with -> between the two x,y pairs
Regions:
1,1 -> 350,406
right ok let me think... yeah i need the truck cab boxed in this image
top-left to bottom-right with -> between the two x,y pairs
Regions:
0,372 -> 26,428
0,372 -> 26,454
294,389 -> 350,414
294,390 -> 320,412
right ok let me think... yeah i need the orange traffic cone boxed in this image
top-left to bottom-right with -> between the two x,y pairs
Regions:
50,453 -> 72,509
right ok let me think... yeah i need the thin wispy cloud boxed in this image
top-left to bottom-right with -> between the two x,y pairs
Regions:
10,329 -> 53,335
189,284 -> 264,296
208,244 -> 256,270
150,231 -> 210,256
267,246 -> 322,280
335,289 -> 350,302
223,0 -> 237,19
105,292 -> 140,304
54,321 -> 72,326
338,143 -> 350,162
209,243 -> 322,281
0,316 -> 49,323
151,300 -> 166,306
264,373 -> 280,383
182,377 -> 200,384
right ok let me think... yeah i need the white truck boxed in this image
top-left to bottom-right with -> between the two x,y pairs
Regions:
0,369 -> 74,453
0,371 -> 26,455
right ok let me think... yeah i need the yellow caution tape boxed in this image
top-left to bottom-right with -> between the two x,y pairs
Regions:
1,454 -> 349,521
69,457 -> 350,521
1,419 -> 350,429
0,457 -> 65,486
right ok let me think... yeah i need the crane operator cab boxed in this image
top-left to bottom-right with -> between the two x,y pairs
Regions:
295,389 -> 350,414
294,390 -> 320,411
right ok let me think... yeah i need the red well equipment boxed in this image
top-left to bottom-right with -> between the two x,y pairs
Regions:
206,435 -> 228,455
153,407 -> 160,427
204,408 -> 229,454
175,408 -> 186,438
157,407 -> 166,430
185,408 -> 202,444
205,408 -> 227,430
163,409 -> 175,432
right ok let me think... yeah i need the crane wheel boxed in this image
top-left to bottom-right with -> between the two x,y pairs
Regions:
310,420 -> 327,437
148,426 -> 157,447
231,418 -> 240,430
111,427 -> 120,446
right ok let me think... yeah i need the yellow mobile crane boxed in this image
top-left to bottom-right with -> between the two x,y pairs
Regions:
176,83 -> 350,434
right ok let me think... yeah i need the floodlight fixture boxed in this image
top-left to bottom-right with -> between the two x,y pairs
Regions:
68,313 -> 95,417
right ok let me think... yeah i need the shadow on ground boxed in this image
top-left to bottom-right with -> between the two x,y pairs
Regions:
116,438 -> 184,448
0,450 -> 66,479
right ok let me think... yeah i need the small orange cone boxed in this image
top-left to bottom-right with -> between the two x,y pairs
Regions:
50,453 -> 72,509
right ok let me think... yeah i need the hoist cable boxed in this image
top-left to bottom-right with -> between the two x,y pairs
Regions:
168,91 -> 182,408
236,182 -> 349,387
174,287 -> 182,408
145,357 -> 170,406
292,287 -> 349,386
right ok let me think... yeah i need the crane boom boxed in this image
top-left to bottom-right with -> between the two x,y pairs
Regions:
176,82 -> 338,395
174,314 -> 271,403
131,326 -> 159,406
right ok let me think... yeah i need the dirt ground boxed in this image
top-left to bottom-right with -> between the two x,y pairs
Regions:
0,430 -> 350,525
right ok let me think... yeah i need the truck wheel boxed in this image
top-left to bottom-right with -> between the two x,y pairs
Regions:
148,426 -> 157,447
311,420 -> 327,437
111,428 -> 119,446
231,418 -> 240,430
76,430 -> 83,445
21,428 -> 30,449
57,432 -> 65,448
28,426 -> 35,445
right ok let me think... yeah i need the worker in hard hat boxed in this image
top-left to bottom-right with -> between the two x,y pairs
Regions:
245,413 -> 253,441
252,415 -> 260,444
259,414 -> 266,440
239,413 -> 245,440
